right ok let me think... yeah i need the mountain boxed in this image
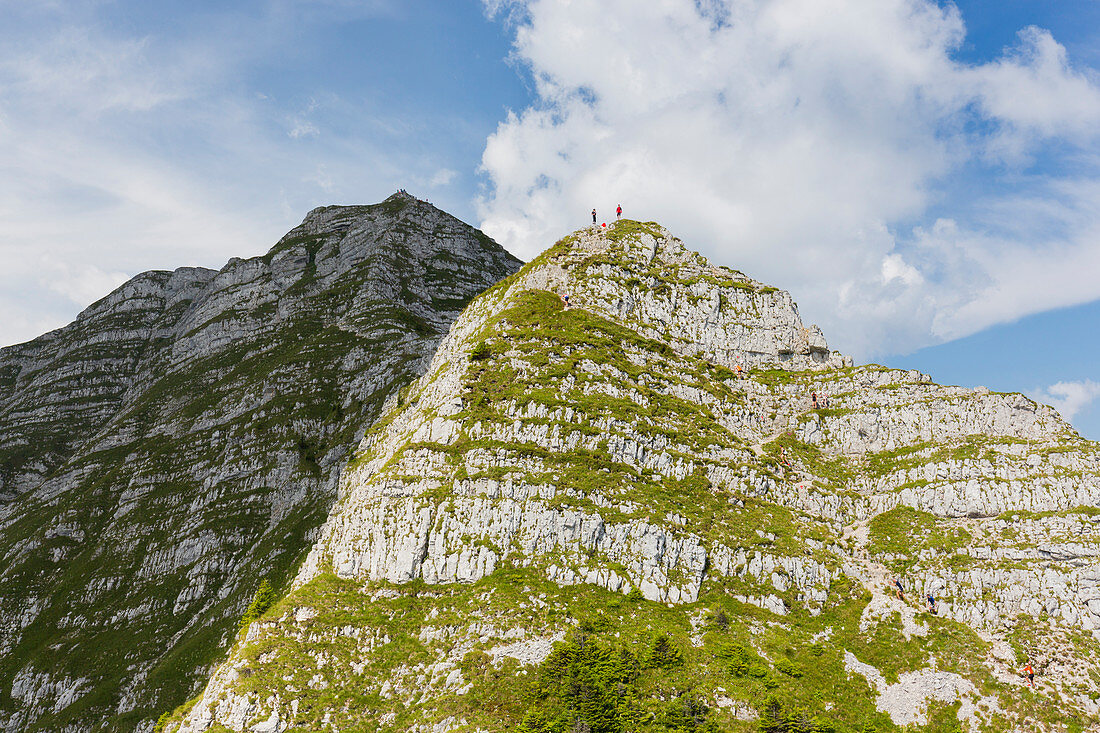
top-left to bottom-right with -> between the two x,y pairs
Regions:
167,220 -> 1100,732
0,192 -> 522,732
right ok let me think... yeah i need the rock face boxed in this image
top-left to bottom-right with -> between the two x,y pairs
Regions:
0,192 -> 521,732
0,267 -> 218,502
167,220 -> 1100,733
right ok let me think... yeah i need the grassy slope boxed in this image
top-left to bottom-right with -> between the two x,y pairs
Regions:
162,225 -> 1100,732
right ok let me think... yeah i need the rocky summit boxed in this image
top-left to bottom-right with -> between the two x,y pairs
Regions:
0,192 -> 521,732
150,220 -> 1100,733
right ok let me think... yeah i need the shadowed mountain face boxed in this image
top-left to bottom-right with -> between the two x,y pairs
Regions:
0,192 -> 521,732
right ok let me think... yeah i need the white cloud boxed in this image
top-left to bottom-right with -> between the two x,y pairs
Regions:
42,261 -> 131,307
0,28 -> 186,116
0,7 -> 462,348
430,168 -> 458,187
289,120 -> 320,138
288,98 -> 321,138
1031,380 -> 1100,422
478,0 -> 1100,359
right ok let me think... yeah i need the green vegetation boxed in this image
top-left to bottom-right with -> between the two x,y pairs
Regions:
868,507 -> 972,573
21,205 -> 1100,732
471,340 -> 492,361
605,219 -> 665,243
159,560 -> 1093,732
514,631 -> 698,732
239,580 -> 278,631
0,199 -> 520,732
765,433 -> 854,491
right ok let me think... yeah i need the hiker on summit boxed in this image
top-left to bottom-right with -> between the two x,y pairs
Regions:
592,208 -> 597,224
616,204 -> 622,220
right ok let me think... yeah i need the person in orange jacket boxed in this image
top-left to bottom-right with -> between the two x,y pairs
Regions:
1023,661 -> 1035,688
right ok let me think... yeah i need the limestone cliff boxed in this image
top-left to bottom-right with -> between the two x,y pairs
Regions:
0,192 -> 521,732
168,220 -> 1100,733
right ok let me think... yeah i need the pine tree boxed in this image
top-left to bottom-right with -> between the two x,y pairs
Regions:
239,579 -> 277,631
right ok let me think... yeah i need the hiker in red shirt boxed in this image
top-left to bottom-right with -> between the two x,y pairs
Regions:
616,204 -> 622,220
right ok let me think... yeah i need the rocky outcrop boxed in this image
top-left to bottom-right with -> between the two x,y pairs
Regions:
0,267 -> 216,502
0,193 -> 520,732
9,210 -> 1097,731
167,219 -> 1100,732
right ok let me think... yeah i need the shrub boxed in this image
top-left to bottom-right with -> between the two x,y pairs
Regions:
775,658 -> 804,678
239,579 -> 277,631
713,609 -> 730,630
470,340 -> 491,361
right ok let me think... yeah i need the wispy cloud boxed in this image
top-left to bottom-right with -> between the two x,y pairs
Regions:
477,0 -> 1100,360
0,3 -> 462,347
430,168 -> 458,187
289,120 -> 320,138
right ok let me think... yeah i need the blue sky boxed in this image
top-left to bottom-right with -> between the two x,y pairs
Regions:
0,0 -> 1098,439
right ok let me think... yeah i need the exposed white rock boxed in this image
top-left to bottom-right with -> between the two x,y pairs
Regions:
173,219 -> 1100,731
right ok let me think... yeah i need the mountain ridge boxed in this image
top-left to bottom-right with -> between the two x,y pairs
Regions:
0,192 -> 522,731
166,218 -> 1100,732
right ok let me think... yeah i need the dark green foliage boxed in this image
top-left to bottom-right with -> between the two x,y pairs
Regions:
518,632 -> 642,733
717,642 -> 768,679
757,695 -> 833,733
471,340 -> 492,361
774,658 -> 804,678
646,633 -> 684,669
296,435 -> 324,476
655,695 -> 712,731
517,630 -> 708,733
240,580 -> 278,630
0,198 -> 522,731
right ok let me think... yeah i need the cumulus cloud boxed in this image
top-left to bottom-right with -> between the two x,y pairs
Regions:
478,0 -> 1100,359
1031,380 -> 1100,422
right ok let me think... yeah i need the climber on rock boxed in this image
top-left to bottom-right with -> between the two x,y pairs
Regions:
811,392 -> 818,410
1023,661 -> 1035,688
894,577 -> 905,601
926,592 -> 937,614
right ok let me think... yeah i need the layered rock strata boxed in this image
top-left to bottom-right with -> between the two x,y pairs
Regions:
169,220 -> 1100,731
0,192 -> 520,732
